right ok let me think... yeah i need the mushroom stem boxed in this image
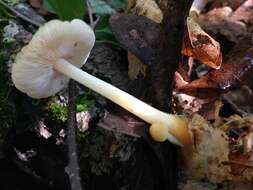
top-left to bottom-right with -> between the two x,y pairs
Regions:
54,58 -> 191,146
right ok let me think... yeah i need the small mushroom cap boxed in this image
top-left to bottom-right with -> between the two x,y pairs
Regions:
12,19 -> 95,98
149,123 -> 169,142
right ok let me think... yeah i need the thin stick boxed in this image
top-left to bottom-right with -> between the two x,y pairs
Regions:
0,0 -> 42,27
86,0 -> 95,29
66,80 -> 83,190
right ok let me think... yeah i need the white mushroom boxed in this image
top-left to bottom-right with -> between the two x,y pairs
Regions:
12,19 -> 191,146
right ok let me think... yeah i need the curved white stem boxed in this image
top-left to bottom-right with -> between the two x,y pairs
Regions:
191,0 -> 212,13
54,59 -> 191,146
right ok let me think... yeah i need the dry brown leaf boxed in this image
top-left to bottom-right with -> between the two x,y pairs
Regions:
128,0 -> 163,23
214,115 -> 253,181
198,100 -> 223,120
178,39 -> 253,98
97,113 -> 145,138
223,86 -> 253,116
198,7 -> 247,43
178,61 -> 252,98
180,112 -> 253,186
174,71 -> 189,89
127,0 -> 162,79
221,115 -> 253,131
182,16 -> 222,69
128,52 -> 147,79
231,0 -> 253,24
209,0 -> 246,10
226,152 -> 252,176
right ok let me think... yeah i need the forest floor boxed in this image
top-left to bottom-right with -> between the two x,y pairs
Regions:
1,0 -> 253,190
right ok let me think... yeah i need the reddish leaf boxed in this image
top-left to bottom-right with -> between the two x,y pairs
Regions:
227,151 -> 252,175
182,16 -> 222,69
178,37 -> 253,98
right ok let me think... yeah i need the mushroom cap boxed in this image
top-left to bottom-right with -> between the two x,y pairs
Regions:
149,123 -> 169,142
12,19 -> 95,98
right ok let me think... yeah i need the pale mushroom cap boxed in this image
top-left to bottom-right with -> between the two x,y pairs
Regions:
12,19 -> 95,98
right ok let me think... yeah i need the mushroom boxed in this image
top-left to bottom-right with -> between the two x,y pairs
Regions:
12,19 -> 191,146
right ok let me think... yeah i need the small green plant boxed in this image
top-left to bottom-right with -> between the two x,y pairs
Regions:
76,95 -> 95,112
42,0 -> 127,47
43,0 -> 86,20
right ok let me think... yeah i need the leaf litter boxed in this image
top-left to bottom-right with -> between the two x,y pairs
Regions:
177,0 -> 253,189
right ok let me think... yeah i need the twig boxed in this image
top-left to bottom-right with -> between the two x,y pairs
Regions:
94,15 -> 100,26
0,0 -> 42,27
222,96 -> 250,117
65,2 -> 97,189
222,160 -> 253,169
86,0 -> 95,29
66,80 -> 83,190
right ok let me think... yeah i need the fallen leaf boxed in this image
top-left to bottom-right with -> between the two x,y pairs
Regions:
179,59 -> 253,93
177,59 -> 192,82
223,85 -> 253,116
174,71 -> 189,89
209,0 -> 246,10
110,13 -> 162,65
198,99 -> 223,120
227,151 -> 252,175
218,115 -> 253,178
97,113 -> 145,137
183,16 -> 222,69
179,37 -> 253,98
231,0 -> 253,24
198,7 -> 247,43
129,0 -> 163,23
127,0 -> 162,80
128,52 -> 147,79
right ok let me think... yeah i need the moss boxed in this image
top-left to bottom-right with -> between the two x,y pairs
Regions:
48,97 -> 68,122
48,95 -> 95,123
